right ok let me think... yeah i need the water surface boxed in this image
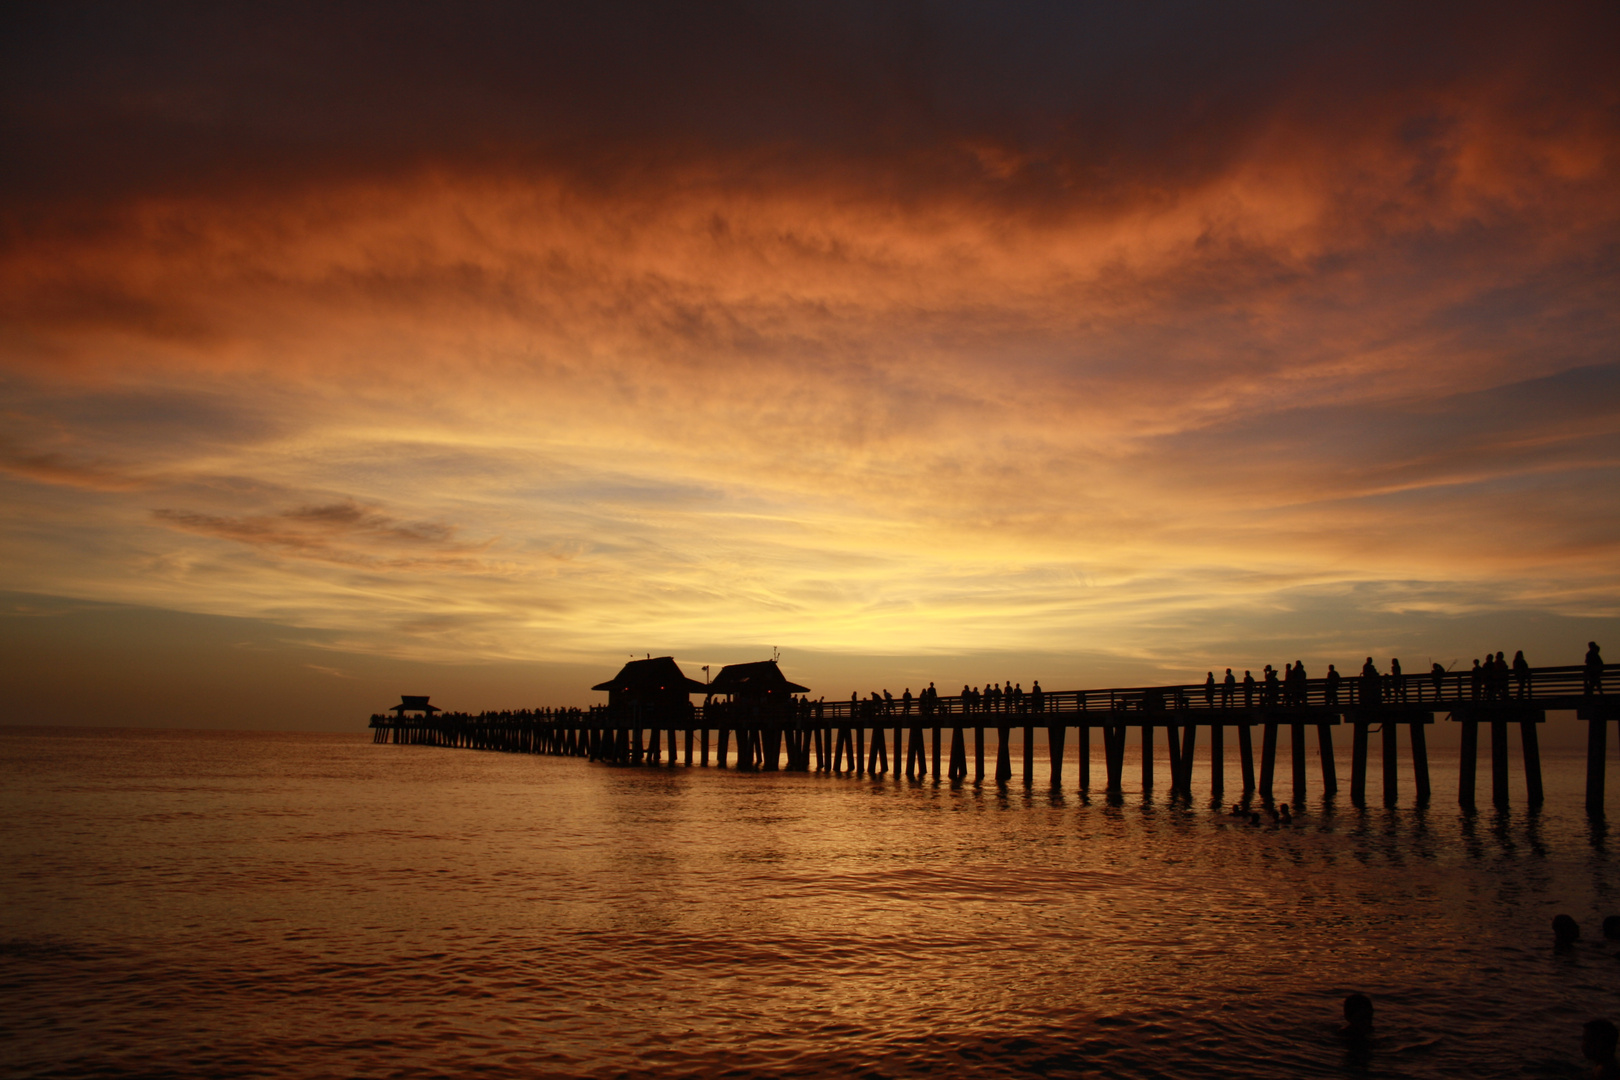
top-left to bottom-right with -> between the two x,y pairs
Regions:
2,727 -> 1616,1078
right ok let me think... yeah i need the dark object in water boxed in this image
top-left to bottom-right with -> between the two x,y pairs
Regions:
1553,913 -> 1581,944
1342,993 -> 1374,1037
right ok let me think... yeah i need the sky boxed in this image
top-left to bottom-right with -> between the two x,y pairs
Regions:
2,2 -> 1618,730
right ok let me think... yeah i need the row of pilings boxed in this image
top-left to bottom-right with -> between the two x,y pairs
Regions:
371,663 -> 1618,811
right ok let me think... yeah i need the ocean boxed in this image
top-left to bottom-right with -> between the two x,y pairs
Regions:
2,725 -> 1616,1078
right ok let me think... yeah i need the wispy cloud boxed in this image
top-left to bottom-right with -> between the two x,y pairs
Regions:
0,3 -> 1616,683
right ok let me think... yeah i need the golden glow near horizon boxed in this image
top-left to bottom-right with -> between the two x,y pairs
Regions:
2,5 -> 1617,709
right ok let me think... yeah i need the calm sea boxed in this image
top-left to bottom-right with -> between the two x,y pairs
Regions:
2,725 -> 1617,1079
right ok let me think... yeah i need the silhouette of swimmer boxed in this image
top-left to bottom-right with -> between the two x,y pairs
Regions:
1278,802 -> 1293,824
1555,914 -> 1582,945
1341,993 -> 1374,1038
1584,1019 -> 1620,1080
1604,915 -> 1620,941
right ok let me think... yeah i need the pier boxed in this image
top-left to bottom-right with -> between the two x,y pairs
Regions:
371,659 -> 1618,812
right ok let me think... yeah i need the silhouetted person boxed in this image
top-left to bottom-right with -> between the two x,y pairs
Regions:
1204,672 -> 1215,706
1604,915 -> 1620,941
1031,680 -> 1044,714
1587,642 -> 1606,695
1389,657 -> 1404,702
1342,993 -> 1374,1038
1243,669 -> 1255,707
1512,650 -> 1530,699
1470,658 -> 1484,700
1430,661 -> 1446,701
1360,657 -> 1381,707
1555,914 -> 1582,945
1278,802 -> 1293,824
1584,1019 -> 1620,1080
1325,664 -> 1341,706
1223,668 -> 1235,706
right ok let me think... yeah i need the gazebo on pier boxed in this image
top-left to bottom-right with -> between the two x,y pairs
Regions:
591,657 -> 709,726
390,695 -> 440,716
705,660 -> 809,717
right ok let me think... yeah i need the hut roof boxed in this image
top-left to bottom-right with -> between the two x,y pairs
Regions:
391,695 -> 440,714
591,656 -> 709,694
707,659 -> 809,695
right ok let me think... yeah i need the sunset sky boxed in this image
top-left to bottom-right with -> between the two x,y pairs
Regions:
3,2 -> 1617,729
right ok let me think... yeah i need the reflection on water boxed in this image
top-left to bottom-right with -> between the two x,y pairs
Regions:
1,726 -> 1616,1079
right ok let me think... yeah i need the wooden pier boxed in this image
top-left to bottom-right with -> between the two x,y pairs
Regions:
371,660 -> 1619,812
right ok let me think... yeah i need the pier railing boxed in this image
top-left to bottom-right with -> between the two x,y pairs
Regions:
369,663 -> 1617,812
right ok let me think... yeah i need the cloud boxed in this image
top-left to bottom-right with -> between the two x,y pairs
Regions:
0,3 -> 1615,677
0,440 -> 151,491
151,500 -> 491,571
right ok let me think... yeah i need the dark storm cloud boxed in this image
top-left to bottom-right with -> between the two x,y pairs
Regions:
3,1 -> 1614,211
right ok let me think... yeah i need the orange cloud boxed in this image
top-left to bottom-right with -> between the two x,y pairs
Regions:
1,4 -> 1616,677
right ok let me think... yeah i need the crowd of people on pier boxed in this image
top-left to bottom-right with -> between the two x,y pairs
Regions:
376,642 -> 1607,727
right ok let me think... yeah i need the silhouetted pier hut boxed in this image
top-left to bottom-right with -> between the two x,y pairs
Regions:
705,660 -> 810,771
590,656 -> 708,766
372,696 -> 443,744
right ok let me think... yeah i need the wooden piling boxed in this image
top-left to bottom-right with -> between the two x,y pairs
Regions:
1410,720 -> 1430,803
1259,723 -> 1277,799
1317,724 -> 1337,796
1179,724 -> 1197,792
1290,723 -> 1307,800
1209,723 -> 1224,796
1079,723 -> 1091,790
1520,717 -> 1543,806
1238,722 -> 1255,792
950,727 -> 967,780
1165,723 -> 1183,790
718,727 -> 730,769
1023,725 -> 1034,785
1381,720 -> 1398,806
975,726 -> 985,783
1141,721 -> 1155,789
1587,714 -> 1606,813
1347,718 -> 1360,803
995,725 -> 1012,784
1048,725 -> 1066,787
1490,720 -> 1510,807
934,727 -> 943,782
1458,721 -> 1477,808
1104,725 -> 1126,792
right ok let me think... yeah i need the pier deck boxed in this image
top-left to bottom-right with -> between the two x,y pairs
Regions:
370,664 -> 1618,811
